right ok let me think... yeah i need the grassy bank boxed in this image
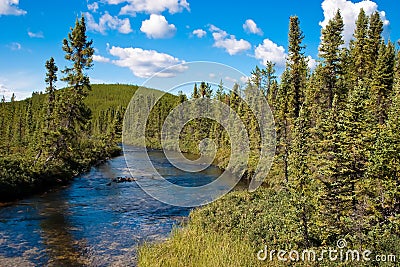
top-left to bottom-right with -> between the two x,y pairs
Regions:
138,188 -> 400,267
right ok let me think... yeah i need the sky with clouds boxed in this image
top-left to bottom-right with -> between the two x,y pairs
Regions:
0,0 -> 398,100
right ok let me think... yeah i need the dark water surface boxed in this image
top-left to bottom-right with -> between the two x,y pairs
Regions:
0,147 -> 233,266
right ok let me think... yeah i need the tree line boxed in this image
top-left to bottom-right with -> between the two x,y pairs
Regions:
0,16 -> 128,201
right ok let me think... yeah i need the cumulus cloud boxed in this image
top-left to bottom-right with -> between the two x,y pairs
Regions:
243,19 -> 263,35
93,54 -> 111,63
28,31 -> 44,38
320,0 -> 389,44
192,29 -> 206,38
140,14 -> 176,39
88,2 -> 99,12
85,12 -> 132,34
0,0 -> 26,16
209,25 -> 251,55
255,39 -> 287,67
307,55 -> 317,70
104,0 -> 189,16
109,46 -> 187,78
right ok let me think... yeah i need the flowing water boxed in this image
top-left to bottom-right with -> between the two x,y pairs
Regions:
0,147 -> 239,266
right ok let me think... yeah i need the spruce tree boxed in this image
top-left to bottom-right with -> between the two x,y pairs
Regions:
371,41 -> 395,125
45,57 -> 58,130
61,15 -> 94,130
367,11 -> 383,69
367,84 -> 400,225
350,9 -> 369,82
288,103 -> 315,247
192,83 -> 199,99
215,79 -> 225,102
287,16 -> 307,119
319,9 -> 344,108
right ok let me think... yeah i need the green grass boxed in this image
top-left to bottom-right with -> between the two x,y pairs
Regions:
138,188 -> 400,267
138,225 -> 264,267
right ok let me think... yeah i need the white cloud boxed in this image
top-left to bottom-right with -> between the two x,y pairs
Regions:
0,84 -> 31,101
8,42 -> 22,51
88,2 -> 99,12
243,19 -> 263,35
0,0 -> 26,16
240,76 -> 249,84
255,39 -> 287,67
209,25 -> 251,55
225,76 -> 238,83
85,12 -> 132,34
93,54 -> 111,63
28,31 -> 44,38
320,0 -> 389,44
140,14 -> 176,39
109,46 -> 187,78
307,55 -> 317,70
104,0 -> 189,16
0,84 -> 14,101
192,29 -> 206,38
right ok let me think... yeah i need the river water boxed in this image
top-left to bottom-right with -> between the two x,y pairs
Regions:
0,147 -> 236,266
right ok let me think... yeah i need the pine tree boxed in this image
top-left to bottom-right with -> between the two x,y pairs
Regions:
288,103 -> 315,247
350,9 -> 369,82
287,16 -> 307,119
367,11 -> 383,69
215,79 -> 225,102
61,14 -> 94,130
199,81 -> 212,98
192,83 -> 199,99
264,61 -> 278,111
367,84 -> 400,225
317,95 -> 352,242
274,70 -> 291,183
250,65 -> 265,93
44,57 -> 58,130
370,41 -> 395,125
319,9 -> 344,108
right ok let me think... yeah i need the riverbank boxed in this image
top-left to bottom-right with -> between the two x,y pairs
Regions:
0,147 -> 224,266
138,186 -> 400,267
0,146 -> 121,202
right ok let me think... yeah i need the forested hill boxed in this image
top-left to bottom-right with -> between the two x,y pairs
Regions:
0,84 -> 174,201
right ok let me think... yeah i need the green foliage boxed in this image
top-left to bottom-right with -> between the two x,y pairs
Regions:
139,9 -> 400,266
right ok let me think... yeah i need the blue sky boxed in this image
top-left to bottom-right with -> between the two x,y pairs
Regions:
0,0 -> 399,100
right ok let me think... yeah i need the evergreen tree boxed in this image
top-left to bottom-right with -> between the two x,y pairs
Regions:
288,103 -> 315,247
199,81 -> 212,98
192,83 -> 199,99
61,14 -> 94,130
367,83 -> 400,225
250,65 -> 265,93
371,41 -> 395,125
367,11 -> 384,69
318,9 -> 344,108
274,70 -> 291,183
286,16 -> 307,119
44,57 -> 58,130
350,9 -> 369,82
215,79 -> 225,102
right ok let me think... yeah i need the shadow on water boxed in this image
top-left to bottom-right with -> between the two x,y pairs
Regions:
0,146 -> 244,266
